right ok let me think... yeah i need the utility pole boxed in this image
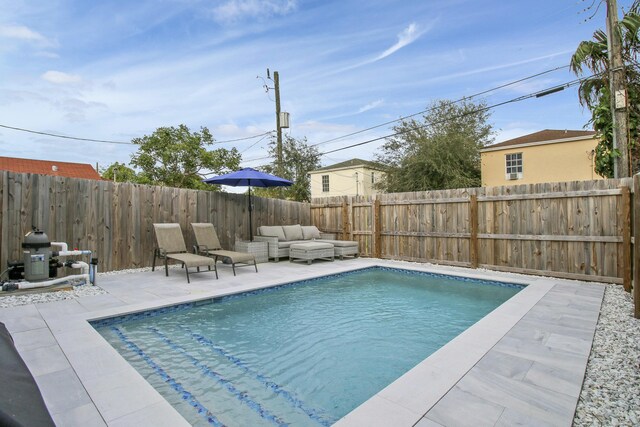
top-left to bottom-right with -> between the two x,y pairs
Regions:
606,0 -> 629,177
273,71 -> 283,177
262,69 -> 288,178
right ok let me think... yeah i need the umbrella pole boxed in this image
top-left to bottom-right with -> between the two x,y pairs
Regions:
248,185 -> 253,242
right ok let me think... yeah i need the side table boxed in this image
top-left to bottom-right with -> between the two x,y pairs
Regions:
235,240 -> 269,263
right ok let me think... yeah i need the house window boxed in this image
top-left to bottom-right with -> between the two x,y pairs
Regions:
322,175 -> 329,192
505,153 -> 523,179
371,172 -> 375,184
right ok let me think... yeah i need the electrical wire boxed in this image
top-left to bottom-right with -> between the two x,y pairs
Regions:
307,64 -> 571,148
215,131 -> 274,144
320,77 -> 589,156
0,124 -> 133,145
0,123 -> 273,146
240,133 -> 271,154
0,63 -> 608,156
243,73 -> 598,163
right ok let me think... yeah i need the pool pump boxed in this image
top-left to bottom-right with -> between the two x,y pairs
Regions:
23,229 -> 52,281
2,229 -> 98,292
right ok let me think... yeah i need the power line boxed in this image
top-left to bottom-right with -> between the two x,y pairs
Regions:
320,77 -> 589,156
0,64 -> 578,152
240,133 -> 271,154
308,64 -> 571,148
0,64 -> 600,158
242,74 -> 587,164
0,124 -> 133,145
0,123 -> 273,146
216,131 -> 274,144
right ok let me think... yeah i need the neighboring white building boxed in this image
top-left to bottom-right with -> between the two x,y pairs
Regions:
309,158 -> 386,199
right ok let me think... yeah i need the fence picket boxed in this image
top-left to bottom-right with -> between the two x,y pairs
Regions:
311,177 -> 635,284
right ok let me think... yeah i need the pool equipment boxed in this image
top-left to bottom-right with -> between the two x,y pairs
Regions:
1,229 -> 98,292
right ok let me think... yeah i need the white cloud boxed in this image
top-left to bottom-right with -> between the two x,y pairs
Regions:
332,22 -> 431,75
375,23 -> 423,61
0,24 -> 55,47
422,50 -> 574,85
358,99 -> 384,114
41,71 -> 84,85
0,24 -> 45,41
212,0 -> 297,23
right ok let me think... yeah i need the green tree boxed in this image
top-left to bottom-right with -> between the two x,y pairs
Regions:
375,99 -> 493,192
100,162 -> 138,182
254,135 -> 321,202
129,124 -> 241,190
570,3 -> 640,177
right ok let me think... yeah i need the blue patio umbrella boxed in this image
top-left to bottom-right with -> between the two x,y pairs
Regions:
203,168 -> 292,241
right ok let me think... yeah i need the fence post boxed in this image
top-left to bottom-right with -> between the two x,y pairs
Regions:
620,185 -> 632,292
373,197 -> 381,258
469,194 -> 479,268
634,174 -> 640,318
341,198 -> 349,240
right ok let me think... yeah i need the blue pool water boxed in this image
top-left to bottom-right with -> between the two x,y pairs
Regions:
93,267 -> 522,426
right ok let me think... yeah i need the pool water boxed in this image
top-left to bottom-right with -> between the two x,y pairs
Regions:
94,267 -> 522,426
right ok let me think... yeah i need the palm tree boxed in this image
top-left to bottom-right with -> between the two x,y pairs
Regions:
570,2 -> 640,177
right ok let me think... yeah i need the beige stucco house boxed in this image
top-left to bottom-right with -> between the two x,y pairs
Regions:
309,158 -> 386,198
480,129 -> 603,187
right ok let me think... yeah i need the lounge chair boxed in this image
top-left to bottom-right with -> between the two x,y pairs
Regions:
152,223 -> 218,283
191,223 -> 258,276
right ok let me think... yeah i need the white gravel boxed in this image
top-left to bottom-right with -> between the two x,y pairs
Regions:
573,284 -> 640,426
0,267 -> 156,308
1,272 -> 638,425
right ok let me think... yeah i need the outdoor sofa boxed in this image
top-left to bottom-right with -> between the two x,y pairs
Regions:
254,224 -> 359,262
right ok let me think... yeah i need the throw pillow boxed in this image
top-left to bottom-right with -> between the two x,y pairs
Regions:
301,226 -> 321,240
283,224 -> 304,241
258,226 -> 286,240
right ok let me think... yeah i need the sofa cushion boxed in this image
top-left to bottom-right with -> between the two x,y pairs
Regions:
259,226 -> 286,241
301,225 -> 321,240
277,241 -> 297,249
290,241 -> 334,250
283,224 -> 303,241
317,239 -> 358,248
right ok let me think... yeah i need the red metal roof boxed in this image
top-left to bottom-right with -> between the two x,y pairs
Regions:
485,129 -> 596,150
0,156 -> 103,180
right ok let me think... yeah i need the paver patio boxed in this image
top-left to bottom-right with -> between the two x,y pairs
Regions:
0,259 -> 604,426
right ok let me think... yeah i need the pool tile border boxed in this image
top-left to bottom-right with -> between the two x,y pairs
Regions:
90,265 -> 525,329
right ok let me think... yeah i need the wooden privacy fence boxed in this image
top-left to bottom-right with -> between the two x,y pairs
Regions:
0,172 -> 310,272
312,178 -> 636,288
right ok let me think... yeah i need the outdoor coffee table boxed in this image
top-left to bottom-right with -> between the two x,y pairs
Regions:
289,241 -> 334,264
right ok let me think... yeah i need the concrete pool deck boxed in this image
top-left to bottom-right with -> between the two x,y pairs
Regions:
0,258 -> 604,426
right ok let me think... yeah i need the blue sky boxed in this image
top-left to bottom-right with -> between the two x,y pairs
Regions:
0,0 -> 634,172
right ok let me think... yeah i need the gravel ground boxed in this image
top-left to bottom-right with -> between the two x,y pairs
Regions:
0,267 -> 153,309
0,272 -> 638,425
573,284 -> 640,426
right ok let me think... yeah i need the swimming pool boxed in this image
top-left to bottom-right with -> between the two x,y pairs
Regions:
93,266 -> 523,426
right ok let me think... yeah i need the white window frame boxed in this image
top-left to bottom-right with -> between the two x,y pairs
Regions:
505,152 -> 523,180
322,175 -> 329,192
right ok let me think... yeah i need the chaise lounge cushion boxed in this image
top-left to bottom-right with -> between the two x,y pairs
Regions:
258,225 -> 286,241
283,224 -> 304,241
191,223 -> 258,276
301,225 -> 321,240
317,239 -> 358,248
168,252 -> 219,267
